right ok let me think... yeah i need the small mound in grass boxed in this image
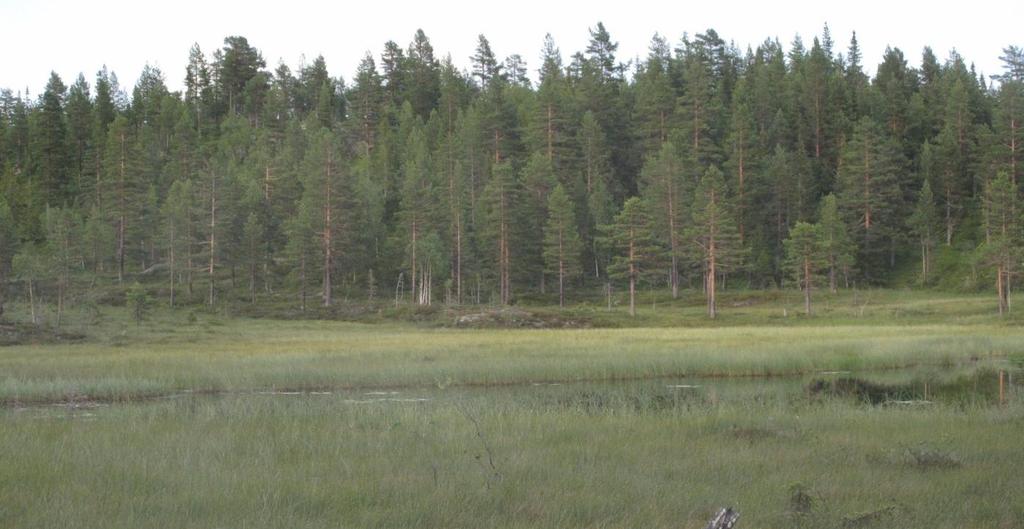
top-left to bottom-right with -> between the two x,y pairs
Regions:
452,307 -> 590,329
0,321 -> 86,346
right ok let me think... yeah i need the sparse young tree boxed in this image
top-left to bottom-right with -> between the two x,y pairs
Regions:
44,207 -> 78,327
12,243 -> 50,325
126,282 -> 150,325
0,198 -> 16,318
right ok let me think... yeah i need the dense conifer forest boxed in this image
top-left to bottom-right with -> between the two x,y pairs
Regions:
1,25 -> 1022,317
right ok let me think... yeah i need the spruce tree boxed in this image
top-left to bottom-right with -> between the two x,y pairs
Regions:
816,194 -> 854,292
34,72 -> 69,204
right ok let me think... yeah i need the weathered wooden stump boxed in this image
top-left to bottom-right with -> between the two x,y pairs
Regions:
704,507 -> 740,529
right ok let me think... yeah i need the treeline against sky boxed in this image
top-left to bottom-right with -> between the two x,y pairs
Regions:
0,24 -> 1022,316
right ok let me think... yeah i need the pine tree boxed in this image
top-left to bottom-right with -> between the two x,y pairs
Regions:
601,197 -> 659,316
44,207 -> 78,327
835,117 -> 902,278
82,205 -> 114,276
521,153 -> 557,292
241,212 -> 265,304
285,199 -> 318,312
530,34 -> 576,178
639,142 -> 686,298
406,29 -> 441,120
300,127 -> 347,307
162,179 -> 193,307
688,166 -> 742,318
978,172 -> 1018,314
543,184 -> 582,307
784,221 -> 825,315
398,127 -> 439,304
349,53 -> 384,155
991,79 -> 1022,188
101,115 -> 139,283
724,78 -> 759,245
907,179 -> 939,284
634,35 -> 676,157
578,110 -> 615,278
216,36 -> 266,116
435,80 -> 467,302
480,161 -> 522,304
677,43 -> 724,177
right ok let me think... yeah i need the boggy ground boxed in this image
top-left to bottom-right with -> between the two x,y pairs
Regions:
1,290 -> 1023,528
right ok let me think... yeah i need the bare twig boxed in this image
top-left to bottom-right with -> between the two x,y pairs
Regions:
457,403 -> 503,487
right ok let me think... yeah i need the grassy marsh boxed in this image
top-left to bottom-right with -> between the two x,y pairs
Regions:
2,290 -> 1023,528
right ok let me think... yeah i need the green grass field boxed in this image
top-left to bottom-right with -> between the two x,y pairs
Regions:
2,290 -> 1023,528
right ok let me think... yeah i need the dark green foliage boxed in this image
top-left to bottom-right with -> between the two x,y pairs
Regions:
543,184 -> 582,307
2,28 -> 1022,317
784,221 -> 825,314
908,179 -> 939,284
601,197 -> 661,316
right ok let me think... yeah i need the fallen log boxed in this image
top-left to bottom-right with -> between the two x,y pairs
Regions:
705,507 -> 739,529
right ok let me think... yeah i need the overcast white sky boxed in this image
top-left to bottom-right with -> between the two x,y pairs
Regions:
2,0 -> 1021,96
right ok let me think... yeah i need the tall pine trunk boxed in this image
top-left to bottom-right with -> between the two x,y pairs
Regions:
322,150 -> 334,307
117,130 -> 127,284
208,171 -> 217,307
803,257 -> 812,315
